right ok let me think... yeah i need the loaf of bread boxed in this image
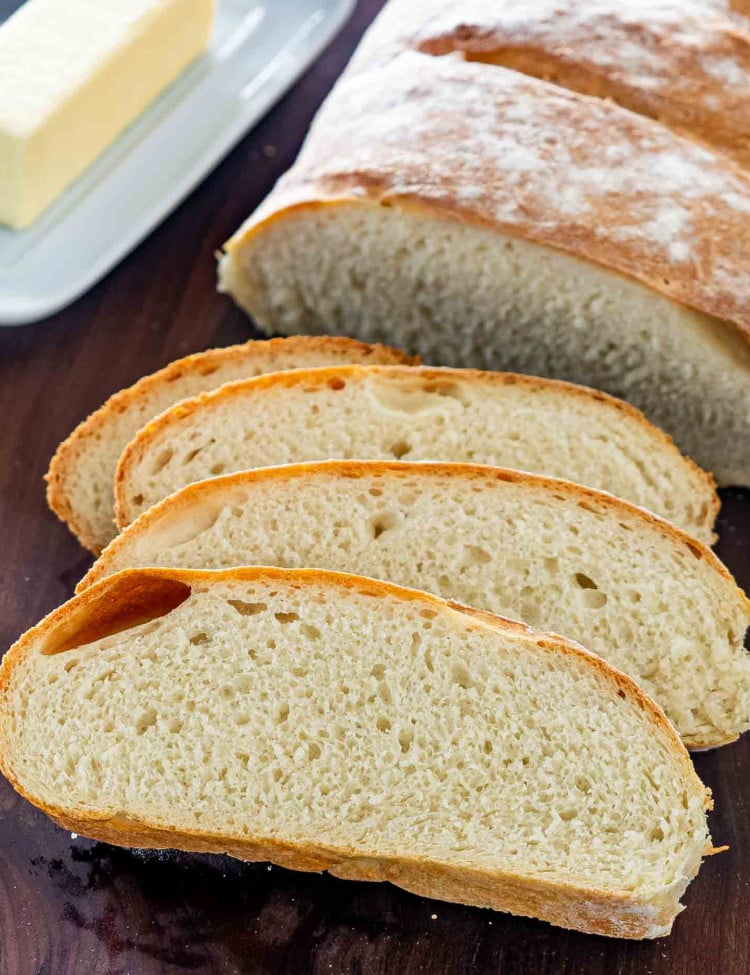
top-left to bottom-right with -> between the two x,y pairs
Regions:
87,460 -> 750,748
114,365 -> 718,542
218,0 -> 750,484
347,0 -> 750,170
0,566 -> 712,938
46,336 -> 415,553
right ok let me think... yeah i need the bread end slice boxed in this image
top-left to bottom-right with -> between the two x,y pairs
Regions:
45,336 -> 417,554
0,567 -> 711,939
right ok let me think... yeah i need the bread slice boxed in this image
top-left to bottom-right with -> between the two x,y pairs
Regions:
46,336 -> 416,554
218,45 -> 750,485
0,566 -> 712,938
88,460 -> 750,749
114,365 -> 718,543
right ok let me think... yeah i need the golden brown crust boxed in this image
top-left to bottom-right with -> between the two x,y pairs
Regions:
351,0 -> 750,172
45,336 -> 418,553
224,30 -> 750,343
8,809 -> 677,939
0,565 -> 709,938
112,364 -> 718,534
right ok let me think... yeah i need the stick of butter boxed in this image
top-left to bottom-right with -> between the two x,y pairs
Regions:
0,0 -> 214,229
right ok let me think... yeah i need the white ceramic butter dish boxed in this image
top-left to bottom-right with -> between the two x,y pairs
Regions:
0,0 -> 354,325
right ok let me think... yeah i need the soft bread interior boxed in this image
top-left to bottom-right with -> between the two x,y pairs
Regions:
90,463 -> 750,748
0,569 -> 710,937
115,365 -> 716,542
219,203 -> 750,485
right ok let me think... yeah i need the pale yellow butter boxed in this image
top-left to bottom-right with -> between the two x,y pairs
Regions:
0,0 -> 214,229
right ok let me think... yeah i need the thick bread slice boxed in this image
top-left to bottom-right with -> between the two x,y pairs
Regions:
114,365 -> 718,543
87,461 -> 750,749
0,566 -> 712,938
218,50 -> 750,484
46,336 -> 416,554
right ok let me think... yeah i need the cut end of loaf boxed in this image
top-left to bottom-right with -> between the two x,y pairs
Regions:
0,567 -> 710,939
219,198 -> 750,487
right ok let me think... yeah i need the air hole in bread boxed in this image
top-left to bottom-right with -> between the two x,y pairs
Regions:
581,589 -> 608,609
371,511 -> 399,539
210,463 -> 226,476
574,573 -> 598,590
275,612 -> 300,624
390,440 -> 412,459
419,380 -> 469,404
451,662 -> 472,689
189,632 -> 209,646
135,708 -> 157,735
398,728 -> 414,753
327,377 -> 346,391
577,500 -> 597,513
228,600 -> 267,617
371,378 -> 467,416
465,545 -> 492,566
151,448 -> 174,475
184,447 -> 203,465
438,573 -> 453,595
39,577 -> 192,656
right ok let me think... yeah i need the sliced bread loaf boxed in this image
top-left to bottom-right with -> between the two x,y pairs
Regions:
114,365 -> 718,542
0,566 -> 712,938
218,10 -> 750,484
46,336 -> 416,554
87,461 -> 750,749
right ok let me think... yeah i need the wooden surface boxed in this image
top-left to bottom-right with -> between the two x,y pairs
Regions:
1,1 -> 749,972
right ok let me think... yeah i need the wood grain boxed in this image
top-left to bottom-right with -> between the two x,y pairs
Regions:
0,1 -> 749,972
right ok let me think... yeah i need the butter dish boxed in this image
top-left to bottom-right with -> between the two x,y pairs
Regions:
0,0 -> 354,325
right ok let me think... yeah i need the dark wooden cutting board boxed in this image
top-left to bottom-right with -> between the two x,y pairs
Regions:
1,1 -> 748,972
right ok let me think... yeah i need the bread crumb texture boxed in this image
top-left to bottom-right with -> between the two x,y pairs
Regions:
94,463 -> 750,747
116,366 -> 716,543
1,570 -> 710,937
